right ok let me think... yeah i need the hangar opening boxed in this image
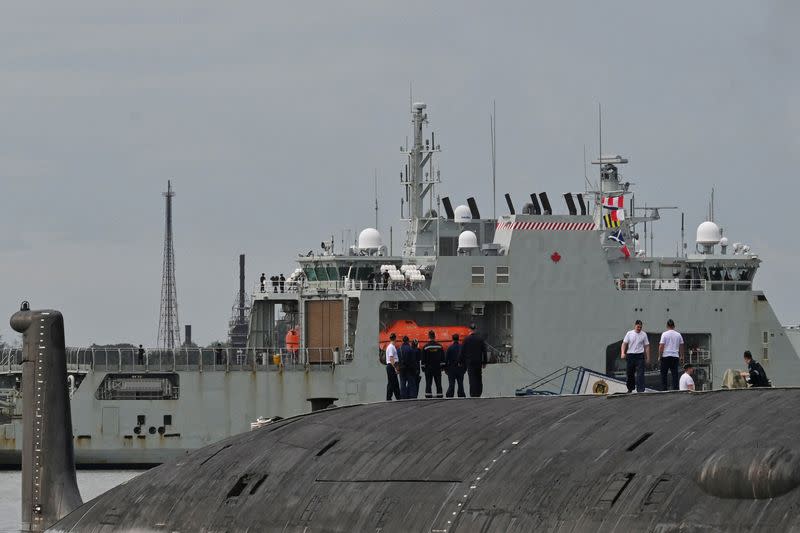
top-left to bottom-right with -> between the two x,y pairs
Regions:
378,301 -> 513,363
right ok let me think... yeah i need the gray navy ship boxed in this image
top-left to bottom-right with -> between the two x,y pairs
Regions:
3,101 -> 800,466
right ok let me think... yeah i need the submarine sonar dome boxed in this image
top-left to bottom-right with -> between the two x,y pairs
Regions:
51,391 -> 800,532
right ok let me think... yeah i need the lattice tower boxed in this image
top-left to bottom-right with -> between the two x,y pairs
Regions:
157,180 -> 181,349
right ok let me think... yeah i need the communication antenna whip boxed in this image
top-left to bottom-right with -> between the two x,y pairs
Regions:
583,144 -> 592,191
374,169 -> 379,230
490,100 -> 497,219
681,212 -> 686,258
598,103 -> 603,179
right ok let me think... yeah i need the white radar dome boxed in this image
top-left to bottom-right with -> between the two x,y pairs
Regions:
454,205 -> 472,222
358,228 -> 383,249
696,221 -> 722,245
719,237 -> 729,247
458,230 -> 479,249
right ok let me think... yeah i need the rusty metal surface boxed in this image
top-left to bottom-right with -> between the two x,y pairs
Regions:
52,390 -> 800,532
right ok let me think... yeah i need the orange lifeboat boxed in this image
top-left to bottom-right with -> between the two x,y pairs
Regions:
379,320 -> 471,351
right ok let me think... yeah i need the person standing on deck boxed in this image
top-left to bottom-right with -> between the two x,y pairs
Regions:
398,336 -> 419,399
461,324 -> 487,397
411,339 -> 422,398
260,273 -> 266,293
422,330 -> 445,398
659,319 -> 685,390
384,333 -> 400,401
445,334 -> 466,398
621,319 -> 650,393
679,364 -> 695,390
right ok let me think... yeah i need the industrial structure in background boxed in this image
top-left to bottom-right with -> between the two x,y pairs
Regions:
228,254 -> 250,349
156,180 -> 181,350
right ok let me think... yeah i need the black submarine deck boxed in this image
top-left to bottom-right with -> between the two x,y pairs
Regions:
52,389 -> 800,532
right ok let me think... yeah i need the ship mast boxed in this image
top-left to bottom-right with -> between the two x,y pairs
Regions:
402,102 -> 440,256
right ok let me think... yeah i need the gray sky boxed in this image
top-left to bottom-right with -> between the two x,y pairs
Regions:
1,1 -> 799,346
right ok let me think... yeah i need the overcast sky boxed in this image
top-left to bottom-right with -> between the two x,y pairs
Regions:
1,2 -> 798,346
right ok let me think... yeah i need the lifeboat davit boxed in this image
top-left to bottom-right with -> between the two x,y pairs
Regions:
379,320 -> 472,351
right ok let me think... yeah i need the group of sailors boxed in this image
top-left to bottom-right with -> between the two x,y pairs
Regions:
384,324 -> 488,401
260,273 -> 286,293
621,318 -> 770,392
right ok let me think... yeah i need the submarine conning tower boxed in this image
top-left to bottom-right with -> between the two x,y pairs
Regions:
11,303 -> 82,532
52,390 -> 800,532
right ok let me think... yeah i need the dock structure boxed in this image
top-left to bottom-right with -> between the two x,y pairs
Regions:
52,389 -> 800,532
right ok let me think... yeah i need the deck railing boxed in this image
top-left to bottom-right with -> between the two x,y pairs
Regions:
0,346 -> 354,374
615,278 -> 752,292
254,277 -> 432,296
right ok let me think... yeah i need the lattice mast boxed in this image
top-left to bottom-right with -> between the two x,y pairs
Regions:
157,180 -> 181,349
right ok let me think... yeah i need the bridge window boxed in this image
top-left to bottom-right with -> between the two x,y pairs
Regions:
496,266 -> 509,284
303,267 -> 317,281
471,266 -> 485,285
315,266 -> 329,281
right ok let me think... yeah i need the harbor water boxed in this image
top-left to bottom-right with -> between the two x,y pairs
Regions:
0,470 -> 142,532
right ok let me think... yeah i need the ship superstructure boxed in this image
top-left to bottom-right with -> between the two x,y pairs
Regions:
1,102 -> 799,465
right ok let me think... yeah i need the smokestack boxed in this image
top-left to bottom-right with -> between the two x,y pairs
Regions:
441,196 -> 455,219
576,193 -> 588,215
467,197 -> 481,220
563,193 -> 577,216
529,194 -> 542,215
504,193 -> 515,215
185,324 -> 192,346
538,193 -> 552,215
12,303 -> 83,531
239,254 -> 245,323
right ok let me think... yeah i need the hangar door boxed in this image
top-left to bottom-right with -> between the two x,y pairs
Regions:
306,300 -> 343,363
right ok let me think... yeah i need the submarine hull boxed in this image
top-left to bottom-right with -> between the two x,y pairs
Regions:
51,390 -> 800,532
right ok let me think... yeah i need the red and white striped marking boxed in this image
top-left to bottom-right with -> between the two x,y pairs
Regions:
495,221 -> 597,231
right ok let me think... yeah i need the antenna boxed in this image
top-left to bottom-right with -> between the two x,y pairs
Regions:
711,187 -> 715,222
157,180 -> 181,349
374,169 -> 379,230
490,100 -> 497,220
583,144 -> 591,191
681,212 -> 686,258
595,103 -> 603,219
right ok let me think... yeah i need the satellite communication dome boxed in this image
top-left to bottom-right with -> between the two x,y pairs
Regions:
458,230 -> 479,249
454,205 -> 472,222
719,237 -> 729,247
358,228 -> 383,249
696,221 -> 722,245
412,102 -> 427,111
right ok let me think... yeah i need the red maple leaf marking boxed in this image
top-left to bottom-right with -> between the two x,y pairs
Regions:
551,252 -> 561,263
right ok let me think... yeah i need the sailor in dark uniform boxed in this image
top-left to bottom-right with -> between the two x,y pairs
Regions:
422,330 -> 445,398
460,324 -> 487,397
741,350 -> 770,387
445,334 -> 465,398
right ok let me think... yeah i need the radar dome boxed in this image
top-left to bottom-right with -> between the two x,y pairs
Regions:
719,237 -> 729,247
696,221 -> 721,245
358,228 -> 383,249
454,205 -> 472,222
458,230 -> 479,249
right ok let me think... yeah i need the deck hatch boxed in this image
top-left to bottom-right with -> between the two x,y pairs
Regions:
626,432 -> 653,452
